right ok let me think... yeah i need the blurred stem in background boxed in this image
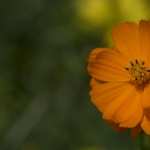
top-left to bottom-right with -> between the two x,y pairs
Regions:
140,134 -> 150,150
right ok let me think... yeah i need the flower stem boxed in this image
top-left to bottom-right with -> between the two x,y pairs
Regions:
140,133 -> 150,150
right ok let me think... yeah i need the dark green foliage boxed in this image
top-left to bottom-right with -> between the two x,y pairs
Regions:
0,0 -> 148,149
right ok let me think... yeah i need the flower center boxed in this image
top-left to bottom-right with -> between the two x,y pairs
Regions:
125,59 -> 150,87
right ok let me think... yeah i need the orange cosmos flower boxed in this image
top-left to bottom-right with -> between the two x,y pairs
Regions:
88,20 -> 150,136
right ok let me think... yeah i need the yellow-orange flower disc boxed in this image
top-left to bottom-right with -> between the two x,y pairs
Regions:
88,20 -> 150,136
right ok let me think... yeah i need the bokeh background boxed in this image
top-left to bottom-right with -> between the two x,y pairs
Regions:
0,0 -> 149,149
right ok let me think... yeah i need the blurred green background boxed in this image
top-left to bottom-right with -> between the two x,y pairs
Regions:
0,0 -> 149,149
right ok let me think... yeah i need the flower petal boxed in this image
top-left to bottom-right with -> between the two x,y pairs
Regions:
102,84 -> 136,121
90,79 -> 135,121
143,108 -> 150,121
114,90 -> 143,128
88,48 -> 129,82
112,22 -> 141,59
139,20 -> 150,65
141,116 -> 150,135
142,85 -> 150,108
88,48 -> 104,63
90,79 -> 127,112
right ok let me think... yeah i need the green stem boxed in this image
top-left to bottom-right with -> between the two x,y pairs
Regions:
140,133 -> 150,150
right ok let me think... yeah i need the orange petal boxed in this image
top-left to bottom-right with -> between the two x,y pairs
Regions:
88,48 -> 129,82
139,20 -> 150,65
115,91 -> 143,128
102,83 -> 136,121
112,22 -> 141,59
141,116 -> 150,135
119,106 -> 143,128
90,79 -> 130,112
88,48 -> 104,64
142,85 -> 150,108
143,108 -> 150,121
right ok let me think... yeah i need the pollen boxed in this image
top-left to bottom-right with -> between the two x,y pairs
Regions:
125,59 -> 150,87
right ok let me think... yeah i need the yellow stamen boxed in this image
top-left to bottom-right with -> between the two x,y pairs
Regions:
125,59 -> 150,87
